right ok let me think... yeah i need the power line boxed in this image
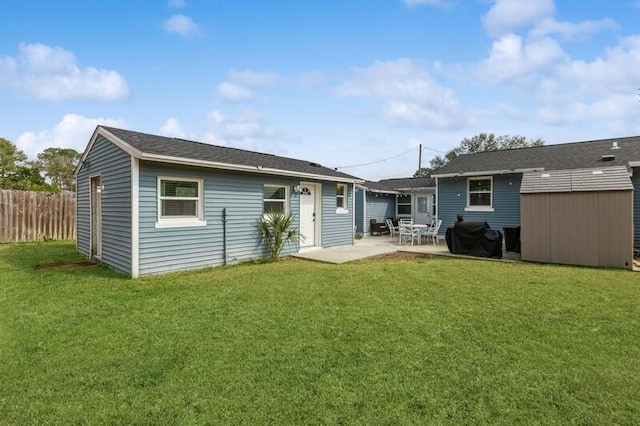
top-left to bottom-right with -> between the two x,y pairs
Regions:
335,147 -> 417,169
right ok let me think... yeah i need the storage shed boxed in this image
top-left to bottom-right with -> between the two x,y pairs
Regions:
520,165 -> 634,269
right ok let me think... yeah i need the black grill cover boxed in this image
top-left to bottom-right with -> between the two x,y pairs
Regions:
445,221 -> 503,259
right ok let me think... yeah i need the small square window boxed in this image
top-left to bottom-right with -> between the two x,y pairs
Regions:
263,185 -> 288,213
467,177 -> 492,208
156,177 -> 205,228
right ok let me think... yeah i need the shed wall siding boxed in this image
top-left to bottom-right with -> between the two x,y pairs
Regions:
321,183 -> 353,248
633,168 -> 640,248
364,193 -> 395,234
76,135 -> 132,275
138,162 -> 303,276
438,174 -> 522,235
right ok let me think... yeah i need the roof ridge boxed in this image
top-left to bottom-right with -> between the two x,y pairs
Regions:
101,125 -> 327,168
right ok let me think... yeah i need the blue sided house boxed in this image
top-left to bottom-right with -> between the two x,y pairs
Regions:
432,135 -> 640,269
75,126 -> 361,277
355,177 -> 435,235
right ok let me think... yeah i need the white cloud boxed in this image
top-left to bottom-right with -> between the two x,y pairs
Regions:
482,0 -> 555,37
336,59 -> 465,130
159,118 -> 188,138
203,109 -> 279,150
16,114 -> 125,159
227,69 -> 280,87
216,81 -> 255,102
163,14 -> 200,37
168,0 -> 186,8
480,34 -> 567,83
0,43 -> 129,101
557,35 -> 640,96
530,17 -> 618,41
216,69 -> 281,102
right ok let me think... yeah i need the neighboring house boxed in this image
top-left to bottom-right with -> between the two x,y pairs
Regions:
432,136 -> 640,268
75,126 -> 361,277
355,177 -> 435,235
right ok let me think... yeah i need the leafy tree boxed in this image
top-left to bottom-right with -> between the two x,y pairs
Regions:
0,137 -> 55,191
415,133 -> 544,177
0,137 -> 28,181
37,147 -> 81,191
257,211 -> 302,260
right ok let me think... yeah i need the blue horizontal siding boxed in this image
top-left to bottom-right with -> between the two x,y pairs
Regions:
364,193 -> 395,234
438,174 -> 522,236
321,183 -> 354,248
76,135 -> 131,275
138,163 -> 303,276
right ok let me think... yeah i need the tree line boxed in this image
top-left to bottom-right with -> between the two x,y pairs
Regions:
0,137 -> 80,192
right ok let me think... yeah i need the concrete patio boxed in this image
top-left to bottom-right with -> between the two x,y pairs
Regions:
292,235 -> 450,264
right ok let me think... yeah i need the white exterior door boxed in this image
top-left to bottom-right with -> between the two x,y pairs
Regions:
414,194 -> 432,225
299,184 -> 317,248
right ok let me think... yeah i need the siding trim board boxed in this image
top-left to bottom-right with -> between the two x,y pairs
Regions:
131,157 -> 139,278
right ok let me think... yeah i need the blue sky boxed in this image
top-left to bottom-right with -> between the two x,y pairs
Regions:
1,0 -> 639,180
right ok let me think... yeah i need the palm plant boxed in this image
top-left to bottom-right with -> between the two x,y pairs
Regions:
257,211 -> 302,260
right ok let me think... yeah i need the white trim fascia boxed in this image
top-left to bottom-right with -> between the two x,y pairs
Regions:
131,157 -> 139,279
75,126 -> 144,176
432,167 -> 544,178
628,161 -> 640,168
434,177 -> 439,230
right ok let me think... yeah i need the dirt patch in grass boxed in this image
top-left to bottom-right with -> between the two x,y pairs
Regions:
34,259 -> 100,270
366,252 -> 435,261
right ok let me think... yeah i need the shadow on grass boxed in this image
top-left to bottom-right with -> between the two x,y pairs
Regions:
0,240 -> 129,281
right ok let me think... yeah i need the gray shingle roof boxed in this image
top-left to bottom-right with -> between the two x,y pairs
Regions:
520,166 -> 633,193
433,135 -> 640,177
101,126 -> 360,181
378,177 -> 435,189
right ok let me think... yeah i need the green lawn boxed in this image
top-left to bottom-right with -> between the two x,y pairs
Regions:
1,242 -> 639,424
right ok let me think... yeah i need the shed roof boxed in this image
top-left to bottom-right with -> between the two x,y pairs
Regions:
433,136 -> 640,177
79,126 -> 361,182
520,165 -> 633,194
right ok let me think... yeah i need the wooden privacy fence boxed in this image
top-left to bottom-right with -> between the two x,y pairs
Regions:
0,190 -> 76,243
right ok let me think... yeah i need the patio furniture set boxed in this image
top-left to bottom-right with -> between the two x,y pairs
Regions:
369,218 -> 442,246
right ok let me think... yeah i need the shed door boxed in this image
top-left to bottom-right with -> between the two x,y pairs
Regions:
299,184 -> 317,248
90,176 -> 102,259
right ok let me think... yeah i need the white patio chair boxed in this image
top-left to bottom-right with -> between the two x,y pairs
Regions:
398,219 -> 418,246
421,219 -> 442,245
386,218 -> 398,239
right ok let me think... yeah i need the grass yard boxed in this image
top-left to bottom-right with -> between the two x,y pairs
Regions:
1,242 -> 639,424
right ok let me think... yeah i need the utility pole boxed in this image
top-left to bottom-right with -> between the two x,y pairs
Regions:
418,144 -> 422,173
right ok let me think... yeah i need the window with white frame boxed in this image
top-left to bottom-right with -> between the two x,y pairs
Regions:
467,177 -> 492,208
336,184 -> 347,212
157,177 -> 204,226
397,194 -> 412,216
263,185 -> 288,213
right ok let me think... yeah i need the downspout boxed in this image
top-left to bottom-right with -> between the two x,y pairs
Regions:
222,207 -> 227,266
435,177 -> 439,240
